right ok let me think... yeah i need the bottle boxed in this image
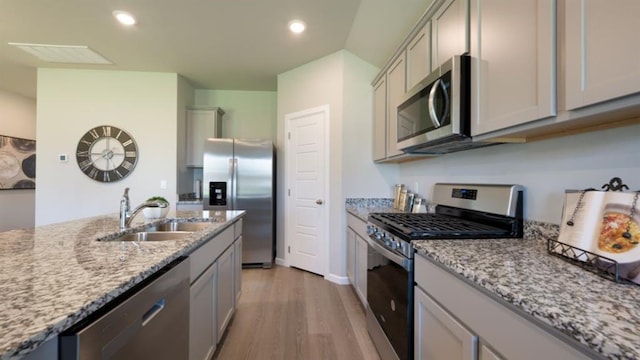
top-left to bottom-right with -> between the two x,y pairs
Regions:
393,184 -> 405,209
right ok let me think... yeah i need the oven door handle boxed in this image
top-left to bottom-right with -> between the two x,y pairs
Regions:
367,236 -> 413,271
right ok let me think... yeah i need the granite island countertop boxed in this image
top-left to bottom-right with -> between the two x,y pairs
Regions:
0,209 -> 245,359
413,222 -> 640,360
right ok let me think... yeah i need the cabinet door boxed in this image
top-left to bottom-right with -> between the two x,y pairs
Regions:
186,108 -> 223,167
372,76 -> 387,161
355,235 -> 368,306
470,0 -> 556,136
347,228 -> 356,286
190,262 -> 217,360
217,244 -> 235,341
564,0 -> 640,110
386,54 -> 407,158
407,23 -> 432,90
479,343 -> 503,360
415,286 -> 478,360
432,0 -> 469,70
234,235 -> 242,304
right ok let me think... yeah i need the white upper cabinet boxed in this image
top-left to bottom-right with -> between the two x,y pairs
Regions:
563,0 -> 640,111
407,23 -> 432,91
431,0 -> 469,70
372,76 -> 387,161
470,0 -> 556,136
386,54 -> 407,159
186,107 -> 225,167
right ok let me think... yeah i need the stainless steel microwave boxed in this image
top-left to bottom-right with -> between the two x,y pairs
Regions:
396,55 -> 495,154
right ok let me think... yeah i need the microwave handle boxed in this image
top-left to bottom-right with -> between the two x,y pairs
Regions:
428,79 -> 449,128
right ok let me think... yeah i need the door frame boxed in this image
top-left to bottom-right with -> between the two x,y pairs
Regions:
284,104 -> 331,277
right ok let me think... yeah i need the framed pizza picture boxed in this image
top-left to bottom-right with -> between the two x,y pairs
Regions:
0,135 -> 36,190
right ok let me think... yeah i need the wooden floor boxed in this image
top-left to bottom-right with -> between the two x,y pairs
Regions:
214,266 -> 381,360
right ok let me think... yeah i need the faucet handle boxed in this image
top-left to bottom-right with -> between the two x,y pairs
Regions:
123,187 -> 130,199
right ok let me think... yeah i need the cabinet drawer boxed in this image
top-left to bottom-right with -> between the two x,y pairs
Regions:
347,213 -> 368,239
190,225 -> 234,282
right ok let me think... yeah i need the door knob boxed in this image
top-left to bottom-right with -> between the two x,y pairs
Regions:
316,199 -> 323,205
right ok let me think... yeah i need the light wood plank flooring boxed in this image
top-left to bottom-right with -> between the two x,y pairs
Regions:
214,266 -> 381,360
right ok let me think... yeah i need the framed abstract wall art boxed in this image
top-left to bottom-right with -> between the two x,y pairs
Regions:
0,135 -> 35,190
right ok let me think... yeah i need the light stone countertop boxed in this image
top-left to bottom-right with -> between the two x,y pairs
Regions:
0,209 -> 245,360
346,204 -> 640,359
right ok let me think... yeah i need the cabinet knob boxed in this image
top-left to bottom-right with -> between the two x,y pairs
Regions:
315,199 -> 324,205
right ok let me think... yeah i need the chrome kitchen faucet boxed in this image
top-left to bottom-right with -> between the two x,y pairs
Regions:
119,187 -> 168,229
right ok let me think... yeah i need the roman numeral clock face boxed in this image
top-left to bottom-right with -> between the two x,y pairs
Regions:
76,125 -> 138,182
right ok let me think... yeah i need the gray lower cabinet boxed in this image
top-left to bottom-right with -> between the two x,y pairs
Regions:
346,213 -> 369,306
189,222 -> 241,360
189,261 -> 218,360
217,244 -> 235,342
234,235 -> 242,304
414,254 -> 598,360
415,286 -> 477,359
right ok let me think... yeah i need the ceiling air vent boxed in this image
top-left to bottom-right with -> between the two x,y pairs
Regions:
8,43 -> 112,64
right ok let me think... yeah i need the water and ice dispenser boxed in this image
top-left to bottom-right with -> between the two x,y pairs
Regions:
209,181 -> 227,206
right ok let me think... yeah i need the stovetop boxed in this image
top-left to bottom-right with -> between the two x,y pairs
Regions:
368,212 -> 514,241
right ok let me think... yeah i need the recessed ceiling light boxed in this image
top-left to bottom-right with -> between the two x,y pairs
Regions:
288,20 -> 306,34
113,10 -> 136,26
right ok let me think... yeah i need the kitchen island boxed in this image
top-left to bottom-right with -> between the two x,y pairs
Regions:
346,205 -> 640,359
0,210 -> 245,359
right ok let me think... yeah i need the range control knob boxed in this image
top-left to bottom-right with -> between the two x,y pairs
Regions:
366,225 -> 375,236
375,231 -> 383,241
383,234 -> 392,246
390,240 -> 399,250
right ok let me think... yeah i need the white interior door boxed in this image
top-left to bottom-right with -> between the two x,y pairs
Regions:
285,105 -> 328,276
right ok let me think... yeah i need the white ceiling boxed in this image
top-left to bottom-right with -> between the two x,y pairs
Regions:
0,0 -> 432,99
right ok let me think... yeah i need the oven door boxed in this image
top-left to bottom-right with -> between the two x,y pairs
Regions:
366,238 -> 414,360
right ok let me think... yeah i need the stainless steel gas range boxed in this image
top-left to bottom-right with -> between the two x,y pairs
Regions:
365,183 -> 524,360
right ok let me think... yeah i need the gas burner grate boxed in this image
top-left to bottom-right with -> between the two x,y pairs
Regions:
370,213 -> 510,239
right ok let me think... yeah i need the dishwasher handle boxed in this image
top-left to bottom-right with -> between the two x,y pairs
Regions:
141,298 -> 165,326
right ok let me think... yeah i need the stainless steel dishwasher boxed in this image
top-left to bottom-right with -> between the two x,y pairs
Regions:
60,257 -> 190,359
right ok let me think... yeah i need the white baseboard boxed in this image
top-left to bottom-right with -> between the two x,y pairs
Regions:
275,257 -> 288,267
325,273 -> 350,285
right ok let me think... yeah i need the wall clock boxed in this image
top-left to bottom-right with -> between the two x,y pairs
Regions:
76,125 -> 138,182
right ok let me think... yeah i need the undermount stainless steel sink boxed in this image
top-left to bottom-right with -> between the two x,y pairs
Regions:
99,221 -> 215,242
146,222 -> 213,232
112,231 -> 193,242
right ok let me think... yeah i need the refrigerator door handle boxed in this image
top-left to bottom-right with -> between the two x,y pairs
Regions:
228,158 -> 234,209
231,158 -> 238,209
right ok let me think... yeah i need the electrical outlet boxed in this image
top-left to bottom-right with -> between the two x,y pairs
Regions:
160,180 -> 167,189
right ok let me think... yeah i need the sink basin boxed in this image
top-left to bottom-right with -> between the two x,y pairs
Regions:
146,222 -> 213,232
112,231 -> 193,242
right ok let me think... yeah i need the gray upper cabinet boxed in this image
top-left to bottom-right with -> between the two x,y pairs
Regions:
563,0 -> 640,111
186,107 -> 225,167
372,76 -> 387,161
431,0 -> 469,70
386,54 -> 407,159
406,23 -> 432,91
372,0 -> 640,157
371,0 -> 467,163
470,0 -> 556,136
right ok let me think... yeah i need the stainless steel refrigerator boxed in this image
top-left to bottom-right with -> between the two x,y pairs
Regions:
203,138 -> 275,268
